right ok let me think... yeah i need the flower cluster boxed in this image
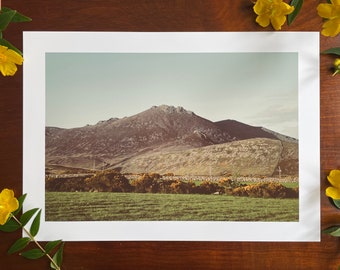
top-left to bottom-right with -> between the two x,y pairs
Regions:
253,0 -> 340,74
0,188 -> 64,269
317,0 -> 340,37
254,1 -> 340,247
0,7 -> 31,76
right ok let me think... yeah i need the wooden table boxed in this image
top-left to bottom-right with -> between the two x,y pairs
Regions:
0,1 -> 339,269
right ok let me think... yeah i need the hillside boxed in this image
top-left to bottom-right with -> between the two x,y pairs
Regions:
118,138 -> 298,176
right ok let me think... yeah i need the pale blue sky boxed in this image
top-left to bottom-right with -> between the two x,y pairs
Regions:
46,52 -> 298,138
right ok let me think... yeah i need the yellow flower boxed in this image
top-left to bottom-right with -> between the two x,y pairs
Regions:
326,170 -> 340,199
253,0 -> 295,30
317,0 -> 340,37
0,45 -> 23,76
0,189 -> 19,225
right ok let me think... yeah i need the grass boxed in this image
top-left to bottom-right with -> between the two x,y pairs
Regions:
45,192 -> 298,222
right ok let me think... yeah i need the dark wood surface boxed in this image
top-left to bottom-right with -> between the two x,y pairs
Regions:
0,1 -> 339,269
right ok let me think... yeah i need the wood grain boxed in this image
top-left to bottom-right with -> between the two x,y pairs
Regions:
0,1 -> 339,269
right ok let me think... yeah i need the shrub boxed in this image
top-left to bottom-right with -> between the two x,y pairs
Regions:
85,170 -> 132,192
218,178 -> 247,194
231,182 -> 298,198
132,173 -> 160,193
45,176 -> 87,192
197,180 -> 222,194
169,180 -> 196,194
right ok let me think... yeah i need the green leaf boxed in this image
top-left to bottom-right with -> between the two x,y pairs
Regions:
51,243 -> 64,270
20,208 -> 39,226
287,0 -> 304,25
322,47 -> 340,56
0,9 -> 16,31
1,7 -> 32,23
8,237 -> 31,254
20,248 -> 45,259
45,240 -> 62,254
333,199 -> 340,209
12,194 -> 27,216
0,218 -> 21,232
0,38 -> 23,55
30,209 -> 41,237
323,226 -> 340,237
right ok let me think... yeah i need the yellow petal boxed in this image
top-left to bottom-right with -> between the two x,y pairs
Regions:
0,188 -> 15,202
328,170 -> 340,187
5,49 -> 23,65
278,2 -> 295,15
321,18 -> 340,37
332,0 -> 340,6
256,15 -> 271,28
253,0 -> 267,16
0,208 -> 11,225
0,62 -> 18,76
271,15 -> 287,30
317,4 -> 334,19
326,186 -> 340,199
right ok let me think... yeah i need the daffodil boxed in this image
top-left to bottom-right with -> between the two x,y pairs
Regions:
0,188 -> 19,225
326,170 -> 340,200
0,45 -> 23,76
317,0 -> 340,37
253,0 -> 295,30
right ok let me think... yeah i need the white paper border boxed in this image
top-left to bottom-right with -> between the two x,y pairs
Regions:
23,32 -> 320,242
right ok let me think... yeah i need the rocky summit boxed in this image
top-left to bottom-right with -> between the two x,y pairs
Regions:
46,105 -> 298,177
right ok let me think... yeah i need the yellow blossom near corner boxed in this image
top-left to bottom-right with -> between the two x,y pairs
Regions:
0,45 -> 23,76
326,170 -> 340,200
317,0 -> 340,37
333,58 -> 340,76
0,188 -> 19,225
253,0 -> 294,30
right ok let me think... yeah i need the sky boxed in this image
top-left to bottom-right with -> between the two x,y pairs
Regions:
46,52 -> 298,138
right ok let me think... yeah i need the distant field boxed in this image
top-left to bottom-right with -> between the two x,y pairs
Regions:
45,192 -> 298,222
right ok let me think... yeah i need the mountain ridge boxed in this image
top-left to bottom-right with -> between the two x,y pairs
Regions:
46,105 -> 298,176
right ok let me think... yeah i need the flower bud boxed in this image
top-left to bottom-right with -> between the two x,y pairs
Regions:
333,58 -> 340,76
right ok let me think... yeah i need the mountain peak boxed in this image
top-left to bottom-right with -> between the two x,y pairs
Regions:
150,105 -> 194,115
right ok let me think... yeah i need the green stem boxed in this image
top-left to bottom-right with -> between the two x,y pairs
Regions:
11,214 -> 61,270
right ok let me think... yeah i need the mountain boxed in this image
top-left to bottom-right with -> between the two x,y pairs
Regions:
215,120 -> 277,141
46,105 -> 298,176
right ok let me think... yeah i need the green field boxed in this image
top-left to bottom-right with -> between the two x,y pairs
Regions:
45,192 -> 298,222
